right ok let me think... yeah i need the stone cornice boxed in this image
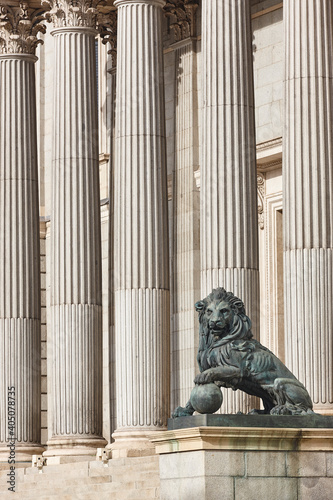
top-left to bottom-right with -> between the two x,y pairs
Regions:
0,3 -> 46,55
151,426 -> 333,454
164,0 -> 198,42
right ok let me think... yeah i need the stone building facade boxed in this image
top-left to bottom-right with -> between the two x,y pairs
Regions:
0,0 -> 332,490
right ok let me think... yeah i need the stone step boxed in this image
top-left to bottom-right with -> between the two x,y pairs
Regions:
23,468 -> 92,482
18,475 -> 112,490
21,484 -> 159,500
25,459 -> 90,475
0,455 -> 161,499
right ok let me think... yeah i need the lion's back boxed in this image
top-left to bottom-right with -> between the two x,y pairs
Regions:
247,341 -> 297,385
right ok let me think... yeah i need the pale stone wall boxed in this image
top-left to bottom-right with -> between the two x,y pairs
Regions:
252,2 -> 284,144
101,202 -> 111,443
36,31 -> 54,219
160,449 -> 333,500
251,2 -> 284,365
40,221 -> 49,447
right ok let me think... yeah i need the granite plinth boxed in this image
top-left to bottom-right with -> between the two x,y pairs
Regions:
168,414 -> 333,430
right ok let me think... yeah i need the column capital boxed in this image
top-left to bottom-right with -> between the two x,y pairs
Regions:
42,0 -> 99,29
0,3 -> 46,55
114,0 -> 166,8
164,0 -> 198,42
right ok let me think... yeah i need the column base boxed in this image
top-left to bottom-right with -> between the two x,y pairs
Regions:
109,429 -> 165,458
43,436 -> 107,458
0,444 -> 45,463
313,404 -> 333,416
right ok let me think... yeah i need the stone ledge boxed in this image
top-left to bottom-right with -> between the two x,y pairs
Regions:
151,426 -> 333,454
168,414 -> 333,430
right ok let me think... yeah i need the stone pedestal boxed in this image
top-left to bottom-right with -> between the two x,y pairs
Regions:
112,0 -> 170,455
0,4 -> 45,461
152,425 -> 333,500
200,0 -> 259,414
43,0 -> 106,456
283,0 -> 333,414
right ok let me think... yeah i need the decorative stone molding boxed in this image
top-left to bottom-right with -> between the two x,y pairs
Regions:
256,137 -> 282,154
152,427 -> 333,454
167,174 -> 172,201
42,0 -> 99,29
98,7 -> 117,66
0,3 -> 46,55
164,0 -> 198,42
257,173 -> 265,230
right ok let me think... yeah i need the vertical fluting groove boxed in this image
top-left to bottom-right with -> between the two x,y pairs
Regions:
114,0 -> 170,431
172,41 -> 200,409
50,29 -> 103,439
0,57 -> 41,447
201,0 -> 259,413
284,0 -> 333,411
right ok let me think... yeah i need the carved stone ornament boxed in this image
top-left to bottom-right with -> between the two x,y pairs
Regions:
98,7 -> 117,66
173,288 -> 315,417
257,172 -> 265,230
164,0 -> 198,42
41,0 -> 99,29
0,3 -> 46,55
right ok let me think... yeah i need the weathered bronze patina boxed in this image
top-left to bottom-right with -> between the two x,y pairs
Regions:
173,288 -> 314,417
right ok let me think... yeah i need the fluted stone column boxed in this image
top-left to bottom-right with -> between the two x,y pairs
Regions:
0,4 -> 44,460
112,0 -> 170,456
201,0 -> 259,413
284,0 -> 333,414
42,0 -> 106,455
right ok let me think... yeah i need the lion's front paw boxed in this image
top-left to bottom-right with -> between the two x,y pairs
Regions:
194,371 -> 215,384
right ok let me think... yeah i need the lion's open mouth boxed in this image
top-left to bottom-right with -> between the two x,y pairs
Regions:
211,327 -> 227,336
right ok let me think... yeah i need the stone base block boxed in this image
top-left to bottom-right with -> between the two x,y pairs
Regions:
110,429 -> 160,458
151,426 -> 333,500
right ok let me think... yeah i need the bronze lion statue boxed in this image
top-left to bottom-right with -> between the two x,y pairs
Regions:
173,288 -> 314,417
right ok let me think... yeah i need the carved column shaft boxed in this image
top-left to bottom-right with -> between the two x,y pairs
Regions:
43,0 -> 106,454
284,0 -> 333,413
201,0 -> 259,413
0,5 -> 44,459
113,0 -> 170,452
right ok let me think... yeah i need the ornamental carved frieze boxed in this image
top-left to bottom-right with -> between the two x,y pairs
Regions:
41,0 -> 99,28
98,7 -> 117,66
0,3 -> 46,55
164,0 -> 198,42
257,172 -> 265,230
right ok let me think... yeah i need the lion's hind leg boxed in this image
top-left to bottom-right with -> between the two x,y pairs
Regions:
269,378 -> 313,415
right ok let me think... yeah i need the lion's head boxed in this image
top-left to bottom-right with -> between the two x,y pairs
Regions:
195,288 -> 253,347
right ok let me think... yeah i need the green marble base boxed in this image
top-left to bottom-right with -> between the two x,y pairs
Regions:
168,413 -> 333,430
